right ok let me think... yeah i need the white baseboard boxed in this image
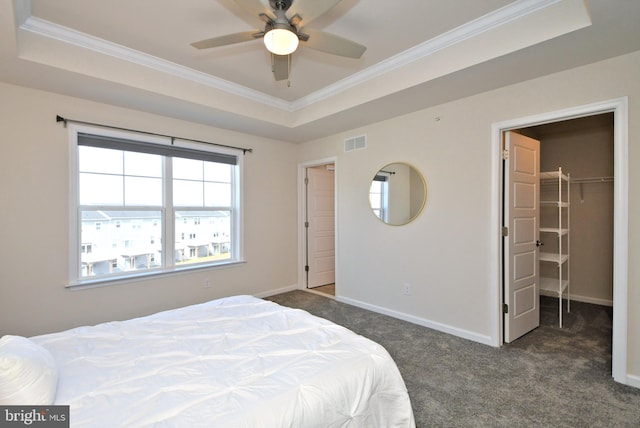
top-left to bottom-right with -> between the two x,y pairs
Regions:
540,289 -> 613,307
625,374 -> 640,389
254,284 -> 298,299
336,296 -> 494,346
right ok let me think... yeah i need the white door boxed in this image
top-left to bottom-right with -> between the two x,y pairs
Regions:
504,131 -> 540,343
306,165 -> 335,288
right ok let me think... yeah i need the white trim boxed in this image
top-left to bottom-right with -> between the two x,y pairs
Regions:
626,374 -> 640,389
293,0 -> 566,109
491,97 -> 629,386
13,0 -> 31,26
19,16 -> 291,112
254,284 -> 298,299
612,97 -> 629,385
297,157 -> 338,292
304,288 -> 337,300
66,261 -> 248,291
68,124 -> 81,282
338,296 -> 493,346
18,0 -> 564,113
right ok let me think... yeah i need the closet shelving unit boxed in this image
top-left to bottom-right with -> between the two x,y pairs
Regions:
539,167 -> 570,328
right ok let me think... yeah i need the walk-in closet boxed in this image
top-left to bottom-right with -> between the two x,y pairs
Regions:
519,113 -> 614,320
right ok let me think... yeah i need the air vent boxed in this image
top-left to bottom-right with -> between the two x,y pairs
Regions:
344,135 -> 367,152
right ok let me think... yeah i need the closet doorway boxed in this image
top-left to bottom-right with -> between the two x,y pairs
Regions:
518,113 -> 614,308
299,159 -> 337,297
494,97 -> 628,385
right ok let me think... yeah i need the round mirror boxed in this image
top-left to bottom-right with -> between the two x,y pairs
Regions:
369,163 -> 427,225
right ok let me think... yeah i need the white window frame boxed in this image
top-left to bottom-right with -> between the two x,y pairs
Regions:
68,124 -> 244,288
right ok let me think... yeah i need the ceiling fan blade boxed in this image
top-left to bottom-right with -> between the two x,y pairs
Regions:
301,29 -> 366,58
272,54 -> 290,81
191,31 -> 260,49
234,0 -> 273,20
287,0 -> 342,28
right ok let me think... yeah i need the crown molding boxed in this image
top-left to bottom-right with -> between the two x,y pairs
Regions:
18,14 -> 293,111
291,0 -> 566,110
17,0 -> 567,114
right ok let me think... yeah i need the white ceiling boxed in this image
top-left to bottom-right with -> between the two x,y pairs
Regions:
1,0 -> 640,143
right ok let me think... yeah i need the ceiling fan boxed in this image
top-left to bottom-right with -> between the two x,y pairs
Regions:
190,0 -> 366,81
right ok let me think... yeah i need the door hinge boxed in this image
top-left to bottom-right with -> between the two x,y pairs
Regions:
503,303 -> 509,314
304,177 -> 309,185
501,226 -> 509,237
305,221 -> 309,228
502,149 -> 509,160
304,265 -> 309,272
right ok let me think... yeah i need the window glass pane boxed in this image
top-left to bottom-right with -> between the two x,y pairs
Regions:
174,180 -> 203,206
124,177 -> 162,206
124,151 -> 162,177
369,181 -> 382,210
369,194 -> 381,210
75,130 -> 242,283
79,146 -> 122,174
80,173 -> 123,205
204,162 -> 231,182
204,182 -> 231,207
80,210 -> 162,278
175,210 -> 231,266
173,158 -> 203,180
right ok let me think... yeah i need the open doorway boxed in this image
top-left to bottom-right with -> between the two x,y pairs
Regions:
503,114 -> 614,340
299,159 -> 337,297
493,97 -> 629,385
519,113 -> 614,306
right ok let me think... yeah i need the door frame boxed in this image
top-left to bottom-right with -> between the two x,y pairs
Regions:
490,97 -> 629,385
298,157 -> 338,292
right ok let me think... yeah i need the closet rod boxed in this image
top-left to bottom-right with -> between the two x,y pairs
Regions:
572,176 -> 613,184
573,176 -> 614,204
55,115 -> 253,154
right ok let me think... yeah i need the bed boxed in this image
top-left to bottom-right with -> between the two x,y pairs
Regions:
1,295 -> 415,427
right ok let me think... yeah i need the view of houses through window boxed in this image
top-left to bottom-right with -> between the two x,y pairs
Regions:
75,133 -> 238,281
79,210 -> 231,277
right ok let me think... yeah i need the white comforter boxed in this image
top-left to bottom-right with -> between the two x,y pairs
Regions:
31,295 -> 415,427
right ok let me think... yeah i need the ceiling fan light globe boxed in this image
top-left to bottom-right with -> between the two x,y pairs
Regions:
264,28 -> 299,55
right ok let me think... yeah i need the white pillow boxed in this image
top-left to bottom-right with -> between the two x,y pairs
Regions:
0,335 -> 58,405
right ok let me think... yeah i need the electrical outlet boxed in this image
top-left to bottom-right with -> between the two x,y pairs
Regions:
203,279 -> 211,288
403,283 -> 411,295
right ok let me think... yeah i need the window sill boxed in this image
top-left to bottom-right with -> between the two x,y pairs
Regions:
66,260 -> 247,291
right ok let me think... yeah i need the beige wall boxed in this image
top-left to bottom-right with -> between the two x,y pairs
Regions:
298,51 -> 640,379
1,49 -> 639,384
0,82 -> 298,337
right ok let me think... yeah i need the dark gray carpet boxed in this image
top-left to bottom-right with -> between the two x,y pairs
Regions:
268,291 -> 640,427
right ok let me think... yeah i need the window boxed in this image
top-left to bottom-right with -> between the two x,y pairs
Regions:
369,173 -> 389,222
70,125 -> 242,284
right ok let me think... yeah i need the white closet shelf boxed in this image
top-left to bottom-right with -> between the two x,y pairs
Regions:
540,170 -> 570,181
540,277 -> 569,295
540,227 -> 569,236
540,201 -> 569,207
539,167 -> 570,328
540,252 -> 569,264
